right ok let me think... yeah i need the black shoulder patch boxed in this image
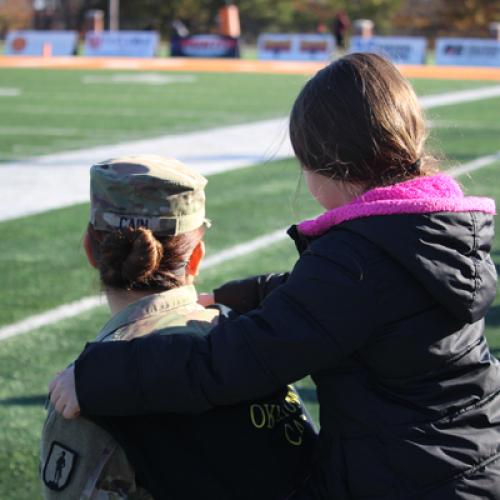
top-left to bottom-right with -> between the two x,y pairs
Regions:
43,441 -> 78,491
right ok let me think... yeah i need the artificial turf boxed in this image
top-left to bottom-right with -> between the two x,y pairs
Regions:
1,69 -> 500,499
0,68 -> 497,160
0,69 -> 307,160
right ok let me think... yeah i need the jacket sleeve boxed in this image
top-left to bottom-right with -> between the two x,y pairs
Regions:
75,248 -> 376,416
213,273 -> 289,313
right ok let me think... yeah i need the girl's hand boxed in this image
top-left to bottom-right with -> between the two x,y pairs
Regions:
198,292 -> 215,307
48,365 -> 81,419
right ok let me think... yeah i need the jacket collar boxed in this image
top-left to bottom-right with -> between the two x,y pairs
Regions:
298,174 -> 496,237
97,285 -> 198,341
287,224 -> 315,255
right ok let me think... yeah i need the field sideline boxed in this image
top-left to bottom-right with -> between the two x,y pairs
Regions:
1,64 -> 500,499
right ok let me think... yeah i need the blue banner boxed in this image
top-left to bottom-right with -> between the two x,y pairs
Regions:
436,38 -> 500,67
350,36 -> 427,65
84,31 -> 159,58
5,31 -> 77,56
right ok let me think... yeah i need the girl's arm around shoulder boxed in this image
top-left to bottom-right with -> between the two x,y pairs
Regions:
75,250 -> 376,417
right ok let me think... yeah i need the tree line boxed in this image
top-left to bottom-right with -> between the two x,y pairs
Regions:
2,0 -> 498,40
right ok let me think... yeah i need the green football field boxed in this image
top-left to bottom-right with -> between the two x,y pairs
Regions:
0,67 -> 500,499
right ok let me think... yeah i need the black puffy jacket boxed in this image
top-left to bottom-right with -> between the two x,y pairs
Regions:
76,210 -> 500,499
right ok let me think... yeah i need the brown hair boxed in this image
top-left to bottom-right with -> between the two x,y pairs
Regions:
289,53 -> 436,188
87,224 -> 204,291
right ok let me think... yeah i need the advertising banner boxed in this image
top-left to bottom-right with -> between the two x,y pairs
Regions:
5,31 -> 77,56
258,33 -> 335,61
84,31 -> 159,57
170,35 -> 239,58
350,36 -> 427,64
436,38 -> 500,67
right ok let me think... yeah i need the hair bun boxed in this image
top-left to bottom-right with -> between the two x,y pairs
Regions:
122,228 -> 164,284
100,227 -> 163,288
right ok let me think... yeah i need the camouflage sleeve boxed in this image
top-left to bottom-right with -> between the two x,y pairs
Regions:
213,273 -> 289,313
40,401 -> 152,500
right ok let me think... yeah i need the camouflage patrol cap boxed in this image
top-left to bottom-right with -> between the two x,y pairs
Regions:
90,155 -> 208,236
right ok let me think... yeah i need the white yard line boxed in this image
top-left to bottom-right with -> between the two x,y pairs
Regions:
0,296 -> 104,342
201,228 -> 288,269
1,151 -> 499,342
419,86 -> 500,109
0,229 -> 289,342
2,84 -> 500,222
447,152 -> 500,177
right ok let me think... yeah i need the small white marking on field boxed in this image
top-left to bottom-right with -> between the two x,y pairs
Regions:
0,87 -> 21,97
81,73 -> 196,85
0,229 -> 288,341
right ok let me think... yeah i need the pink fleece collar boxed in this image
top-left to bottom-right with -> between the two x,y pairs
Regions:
298,174 -> 496,237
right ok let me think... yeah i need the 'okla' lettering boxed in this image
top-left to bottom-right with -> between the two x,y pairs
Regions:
250,400 -> 299,429
249,391 -> 307,446
119,217 -> 150,230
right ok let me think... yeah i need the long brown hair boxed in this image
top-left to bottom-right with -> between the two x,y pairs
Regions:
87,224 -> 204,292
289,53 -> 436,188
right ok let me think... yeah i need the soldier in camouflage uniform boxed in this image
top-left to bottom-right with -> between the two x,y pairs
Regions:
42,155 -> 317,499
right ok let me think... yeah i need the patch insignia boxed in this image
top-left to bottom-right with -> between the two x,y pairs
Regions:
43,441 -> 78,491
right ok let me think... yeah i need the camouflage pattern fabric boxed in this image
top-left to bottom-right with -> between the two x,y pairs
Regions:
90,155 -> 208,236
40,405 -> 150,499
41,286 -> 214,499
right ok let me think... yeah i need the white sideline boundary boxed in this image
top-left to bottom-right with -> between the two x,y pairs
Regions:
0,296 -> 104,342
419,86 -> 500,109
1,152 -> 499,342
0,118 -> 291,222
201,228 -> 288,270
3,84 -> 500,222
